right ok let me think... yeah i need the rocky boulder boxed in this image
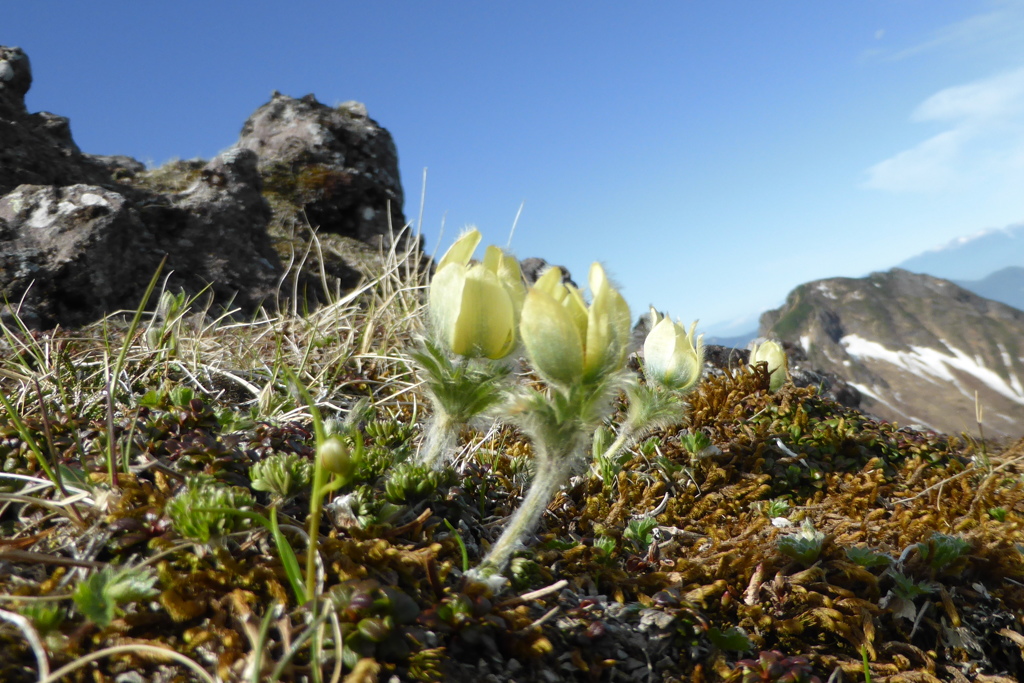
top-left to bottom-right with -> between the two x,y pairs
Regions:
0,149 -> 281,328
0,185 -> 152,328
0,46 -> 114,195
238,92 -> 406,248
0,45 -> 418,329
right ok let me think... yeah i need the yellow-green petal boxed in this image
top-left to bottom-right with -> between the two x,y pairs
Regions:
484,245 -> 526,319
429,262 -> 469,346
437,228 -> 482,272
648,307 -> 662,328
643,318 -> 680,376
564,285 -> 589,339
532,266 -> 564,297
589,262 -> 609,296
451,265 -> 516,359
583,282 -> 632,380
520,287 -> 584,386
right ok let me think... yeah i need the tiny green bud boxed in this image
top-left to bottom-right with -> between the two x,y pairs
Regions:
318,436 -> 352,477
356,616 -> 392,643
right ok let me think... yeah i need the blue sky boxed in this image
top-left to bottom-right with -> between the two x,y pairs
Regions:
6,2 -> 1024,334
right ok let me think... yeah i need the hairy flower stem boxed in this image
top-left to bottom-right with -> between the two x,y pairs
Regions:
600,426 -> 636,465
420,412 -> 459,470
412,342 -> 509,469
306,447 -> 328,600
476,446 -> 576,577
600,385 -> 686,464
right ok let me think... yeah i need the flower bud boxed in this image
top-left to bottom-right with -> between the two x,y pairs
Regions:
581,263 -> 632,382
749,340 -> 788,392
520,268 -> 585,386
519,262 -> 631,388
429,229 -> 525,359
318,436 -> 353,478
643,311 -> 704,392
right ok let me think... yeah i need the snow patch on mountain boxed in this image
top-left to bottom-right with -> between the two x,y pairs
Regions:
841,334 -> 1024,405
815,282 -> 837,300
999,343 -> 1024,396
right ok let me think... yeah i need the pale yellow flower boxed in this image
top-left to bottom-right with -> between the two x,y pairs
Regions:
429,229 -> 525,360
643,309 -> 704,392
520,263 -> 631,387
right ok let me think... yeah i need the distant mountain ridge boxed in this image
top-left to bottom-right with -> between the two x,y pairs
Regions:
954,266 -> 1024,312
898,222 -> 1024,281
760,268 -> 1024,440
706,221 -> 1024,346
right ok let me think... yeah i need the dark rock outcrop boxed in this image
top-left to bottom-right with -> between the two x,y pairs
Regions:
0,184 -> 153,328
0,45 -> 414,329
238,92 -> 406,247
0,45 -> 32,100
0,46 -> 113,195
0,149 -> 281,328
761,269 -> 1024,439
519,257 -> 576,287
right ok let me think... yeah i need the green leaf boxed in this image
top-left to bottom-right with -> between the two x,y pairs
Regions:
18,603 -> 65,635
594,535 -> 616,557
444,519 -> 470,572
102,566 -> 159,604
138,389 -> 165,407
918,533 -> 971,572
169,385 -> 195,407
624,517 -> 658,553
73,573 -> 115,627
888,570 -> 936,601
269,506 -> 307,605
846,545 -> 892,569
707,626 -> 752,652
72,566 -> 159,628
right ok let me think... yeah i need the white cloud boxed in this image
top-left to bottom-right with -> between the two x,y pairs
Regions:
864,66 -> 1024,193
913,67 -> 1024,123
872,1 -> 1024,62
864,129 -> 966,192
